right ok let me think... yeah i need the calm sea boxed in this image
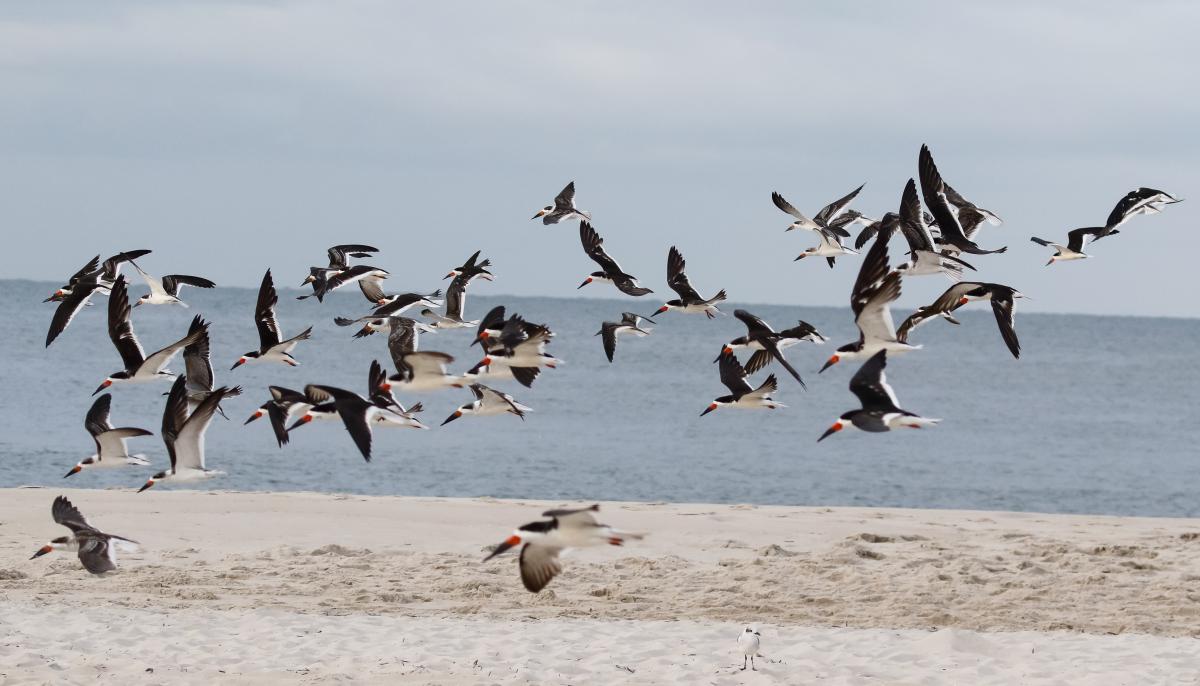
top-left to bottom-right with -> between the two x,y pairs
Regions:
4,279 -> 1198,517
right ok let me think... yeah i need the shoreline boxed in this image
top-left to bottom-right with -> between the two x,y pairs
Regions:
3,488 -> 1199,682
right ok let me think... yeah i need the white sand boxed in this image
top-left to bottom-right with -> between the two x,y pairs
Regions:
2,488 -> 1199,684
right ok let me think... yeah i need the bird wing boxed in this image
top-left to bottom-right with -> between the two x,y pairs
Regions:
898,179 -> 936,252
814,183 -> 865,227
101,250 -> 152,281
553,181 -> 576,211
771,191 -> 812,223
255,270 -> 283,350
519,543 -> 564,593
45,283 -> 98,348
743,350 -> 773,375
850,221 -> 895,317
327,244 -> 378,269
386,322 -> 418,367
142,323 -> 204,376
358,277 -> 388,304
733,309 -> 774,336
182,316 -> 214,392
855,272 -> 902,343
106,276 -> 147,370
580,221 -> 624,274
161,274 -> 215,297
52,495 -> 97,535
445,275 -> 467,319
66,255 -> 101,285
990,293 -> 1021,359
96,427 -> 153,457
132,261 -> 166,296
175,386 -> 241,470
1067,226 -> 1105,253
717,351 -> 754,396
666,246 -> 703,301
84,393 -> 115,436
76,535 -> 118,574
161,375 -> 189,472
325,265 -> 383,292
545,503 -> 602,524
599,322 -> 619,362
849,350 -> 901,410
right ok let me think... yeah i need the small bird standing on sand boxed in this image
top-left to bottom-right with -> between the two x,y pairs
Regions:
738,627 -> 761,671
483,504 -> 645,593
30,496 -> 139,574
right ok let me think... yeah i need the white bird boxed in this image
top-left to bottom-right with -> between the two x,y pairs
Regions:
131,262 -> 215,306
483,504 -> 645,592
30,496 -> 139,574
793,229 -> 859,267
63,394 -> 152,478
738,627 -> 762,671
138,375 -> 241,492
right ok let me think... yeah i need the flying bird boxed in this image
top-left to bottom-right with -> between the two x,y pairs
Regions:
444,250 -> 495,283
232,270 -> 313,369
793,229 -> 860,268
441,383 -> 532,425
596,312 -> 653,363
94,276 -> 204,394
918,145 -> 1007,255
245,385 -> 311,448
577,221 -> 653,296
891,179 -> 976,280
45,249 -> 151,302
1105,187 -> 1182,230
483,504 -> 644,593
1029,227 -> 1105,265
298,244 -> 383,302
139,375 -> 241,491
131,262 -> 215,307
421,274 -> 479,329
31,496 -> 139,574
818,350 -> 939,441
701,352 -> 785,416
717,310 -> 806,387
653,246 -> 727,318
771,185 -> 866,237
533,181 -> 590,225
63,394 -> 153,478
286,384 -> 381,461
896,282 -> 1024,359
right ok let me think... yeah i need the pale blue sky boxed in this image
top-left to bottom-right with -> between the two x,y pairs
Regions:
1,1 -> 1195,316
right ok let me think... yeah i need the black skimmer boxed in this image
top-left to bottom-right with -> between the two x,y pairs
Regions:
596,312 -> 653,363
717,310 -> 806,387
130,262 -> 215,306
771,185 -> 865,237
444,250 -> 494,283
818,350 -> 939,441
738,628 -> 762,672
577,221 -> 653,296
533,181 -> 590,225
702,352 -> 785,416
94,276 -> 204,394
892,179 -> 976,280
63,394 -> 152,478
741,321 -> 826,376
232,270 -> 313,369
297,244 -> 384,302
441,383 -> 532,425
367,360 -> 428,430
336,314 -> 434,340
139,375 -> 241,491
653,246 -> 727,318
180,315 -> 231,417
299,264 -> 391,302
897,282 -> 1024,359
371,290 -> 443,316
820,222 -> 919,373
467,306 -> 544,387
45,278 -> 102,348
245,385 -> 311,448
31,496 -> 138,574
1030,227 -> 1105,265
483,504 -> 645,593
45,249 -> 151,302
918,145 -> 1006,255
286,384 -> 381,462
382,323 -> 464,393
477,317 -> 562,372
1105,187 -> 1183,230
421,275 -> 478,329
793,228 -> 859,268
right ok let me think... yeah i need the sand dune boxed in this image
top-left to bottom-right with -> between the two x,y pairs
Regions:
2,488 -> 1199,683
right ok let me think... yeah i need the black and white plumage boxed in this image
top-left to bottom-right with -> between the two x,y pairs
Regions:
738,627 -> 762,672
138,375 -> 241,491
245,385 -> 311,448
30,496 -> 139,574
45,278 -> 101,348
793,229 -> 859,267
533,181 -> 590,225
444,250 -> 494,283
701,352 -> 785,416
232,270 -> 313,369
45,249 -> 152,302
577,222 -> 653,296
741,321 -> 826,376
367,360 -> 428,430
63,394 -> 153,478
652,246 -> 727,318
286,384 -> 380,461
441,383 -> 532,425
818,350 -> 939,441
896,282 -> 1024,359
478,317 -> 562,371
892,179 -> 976,280
180,315 -> 231,417
94,276 -> 205,394
1029,227 -> 1105,265
371,290 -> 443,317
382,322 -> 463,393
771,185 -> 865,237
918,145 -> 1007,256
1105,187 -> 1182,230
596,312 -> 653,363
483,504 -> 644,593
820,222 -> 919,373
717,310 -> 807,387
297,244 -> 383,302
335,313 -> 435,339
421,275 -> 478,329
131,262 -> 215,307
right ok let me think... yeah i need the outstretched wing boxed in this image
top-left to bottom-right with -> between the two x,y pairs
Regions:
814,183 -> 864,227
52,495 -> 97,535
107,276 -> 146,370
717,351 -> 754,396
255,270 -> 283,349
849,350 -> 901,411
990,293 -> 1021,359
553,181 -> 576,211
580,221 -> 623,274
161,274 -> 215,297
666,246 -> 703,301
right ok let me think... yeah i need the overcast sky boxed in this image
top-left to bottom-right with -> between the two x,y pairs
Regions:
1,1 -> 1195,317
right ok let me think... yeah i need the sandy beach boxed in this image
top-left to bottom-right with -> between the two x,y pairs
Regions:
2,488 -> 1199,684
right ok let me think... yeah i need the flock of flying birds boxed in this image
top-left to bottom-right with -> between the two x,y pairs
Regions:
31,144 -> 1181,594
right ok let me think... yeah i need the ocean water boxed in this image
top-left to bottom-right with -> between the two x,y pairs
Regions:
4,279 -> 1198,517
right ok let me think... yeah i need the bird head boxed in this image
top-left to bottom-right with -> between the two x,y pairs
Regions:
483,534 -> 522,561
817,419 -> 846,442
